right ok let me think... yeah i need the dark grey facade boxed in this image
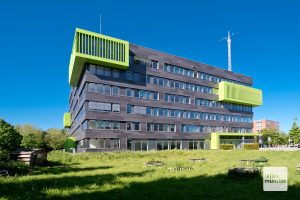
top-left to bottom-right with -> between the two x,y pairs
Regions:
68,44 -> 253,152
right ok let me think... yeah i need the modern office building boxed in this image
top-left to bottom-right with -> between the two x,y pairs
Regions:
253,119 -> 279,133
64,28 -> 263,152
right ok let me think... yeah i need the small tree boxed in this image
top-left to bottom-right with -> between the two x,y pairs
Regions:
44,128 -> 66,150
261,129 -> 288,146
16,124 -> 45,149
0,119 -> 22,151
289,118 -> 300,144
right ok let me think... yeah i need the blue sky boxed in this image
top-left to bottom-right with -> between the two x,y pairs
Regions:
0,0 -> 299,132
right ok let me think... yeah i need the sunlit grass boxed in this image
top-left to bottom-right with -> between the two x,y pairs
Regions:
0,150 -> 300,199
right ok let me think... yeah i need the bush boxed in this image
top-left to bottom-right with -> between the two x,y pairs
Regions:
0,160 -> 29,175
219,144 -> 234,150
44,128 -> 66,150
15,124 -> 45,149
228,167 -> 260,179
0,150 -> 9,162
0,119 -> 22,151
243,143 -> 259,150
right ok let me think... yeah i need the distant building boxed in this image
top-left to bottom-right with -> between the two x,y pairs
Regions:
253,119 -> 279,133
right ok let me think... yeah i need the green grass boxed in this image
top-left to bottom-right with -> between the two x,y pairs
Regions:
1,150 -> 300,200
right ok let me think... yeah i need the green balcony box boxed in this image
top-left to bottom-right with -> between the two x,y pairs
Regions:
63,112 -> 71,128
218,81 -> 262,106
69,28 -> 129,86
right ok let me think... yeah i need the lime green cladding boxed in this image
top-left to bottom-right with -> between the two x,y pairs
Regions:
63,112 -> 71,128
69,28 -> 129,86
218,81 -> 262,106
64,137 -> 76,150
210,132 -> 262,150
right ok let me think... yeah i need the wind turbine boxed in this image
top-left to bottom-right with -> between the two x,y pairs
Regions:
220,31 -> 238,72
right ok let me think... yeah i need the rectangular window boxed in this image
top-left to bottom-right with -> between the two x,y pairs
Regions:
151,60 -> 158,69
104,68 -> 111,77
96,84 -> 104,93
112,86 -> 119,96
97,66 -> 104,76
112,104 -> 120,112
104,85 -> 111,94
112,69 -> 120,78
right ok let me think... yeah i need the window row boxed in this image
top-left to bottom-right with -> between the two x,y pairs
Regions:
147,75 -> 212,94
88,64 -> 142,82
87,83 -> 120,95
131,56 -> 159,69
83,120 -> 141,131
89,138 -> 120,149
199,72 -> 250,86
180,125 -> 252,133
86,83 -> 159,101
127,104 -> 252,123
126,88 -> 159,100
127,139 -> 205,151
195,98 -> 252,113
164,93 -> 190,104
146,123 -> 176,132
164,63 -> 250,86
87,101 -> 120,113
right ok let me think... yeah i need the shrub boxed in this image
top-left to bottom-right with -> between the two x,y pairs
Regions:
0,160 -> 29,175
44,128 -> 66,150
0,119 -> 22,151
228,167 -> 260,179
243,143 -> 259,150
0,150 -> 10,162
219,144 -> 234,150
15,124 -> 45,149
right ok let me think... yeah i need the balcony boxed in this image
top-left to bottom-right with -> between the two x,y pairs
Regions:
63,112 -> 71,128
69,28 -> 129,86
218,81 -> 262,106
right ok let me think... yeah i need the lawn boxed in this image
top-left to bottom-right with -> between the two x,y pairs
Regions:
0,150 -> 300,200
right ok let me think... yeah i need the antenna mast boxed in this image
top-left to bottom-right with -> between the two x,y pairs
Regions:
100,13 -> 102,34
227,31 -> 232,72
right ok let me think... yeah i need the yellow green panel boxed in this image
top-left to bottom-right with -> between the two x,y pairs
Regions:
210,133 -> 219,150
210,132 -> 261,149
69,28 -> 129,86
63,112 -> 71,128
218,81 -> 262,106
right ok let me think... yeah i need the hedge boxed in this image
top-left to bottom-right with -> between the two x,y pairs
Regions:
243,143 -> 259,150
220,144 -> 234,150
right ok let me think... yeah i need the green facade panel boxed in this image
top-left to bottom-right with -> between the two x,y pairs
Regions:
210,132 -> 262,149
69,28 -> 129,86
218,81 -> 262,106
63,112 -> 71,128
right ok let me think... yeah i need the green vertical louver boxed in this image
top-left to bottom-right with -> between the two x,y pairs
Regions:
69,28 -> 129,86
218,81 -> 262,106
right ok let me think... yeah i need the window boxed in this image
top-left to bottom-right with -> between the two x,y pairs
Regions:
112,122 -> 120,130
151,60 -> 158,69
170,141 -> 181,149
89,65 -> 96,74
133,73 -> 141,82
127,122 -> 140,131
112,104 -> 120,113
126,72 -> 133,81
157,141 -> 169,150
96,84 -> 104,93
104,68 -> 111,77
104,85 -> 111,94
97,66 -> 104,76
112,69 -> 120,78
112,86 -> 119,95
88,83 -> 96,92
